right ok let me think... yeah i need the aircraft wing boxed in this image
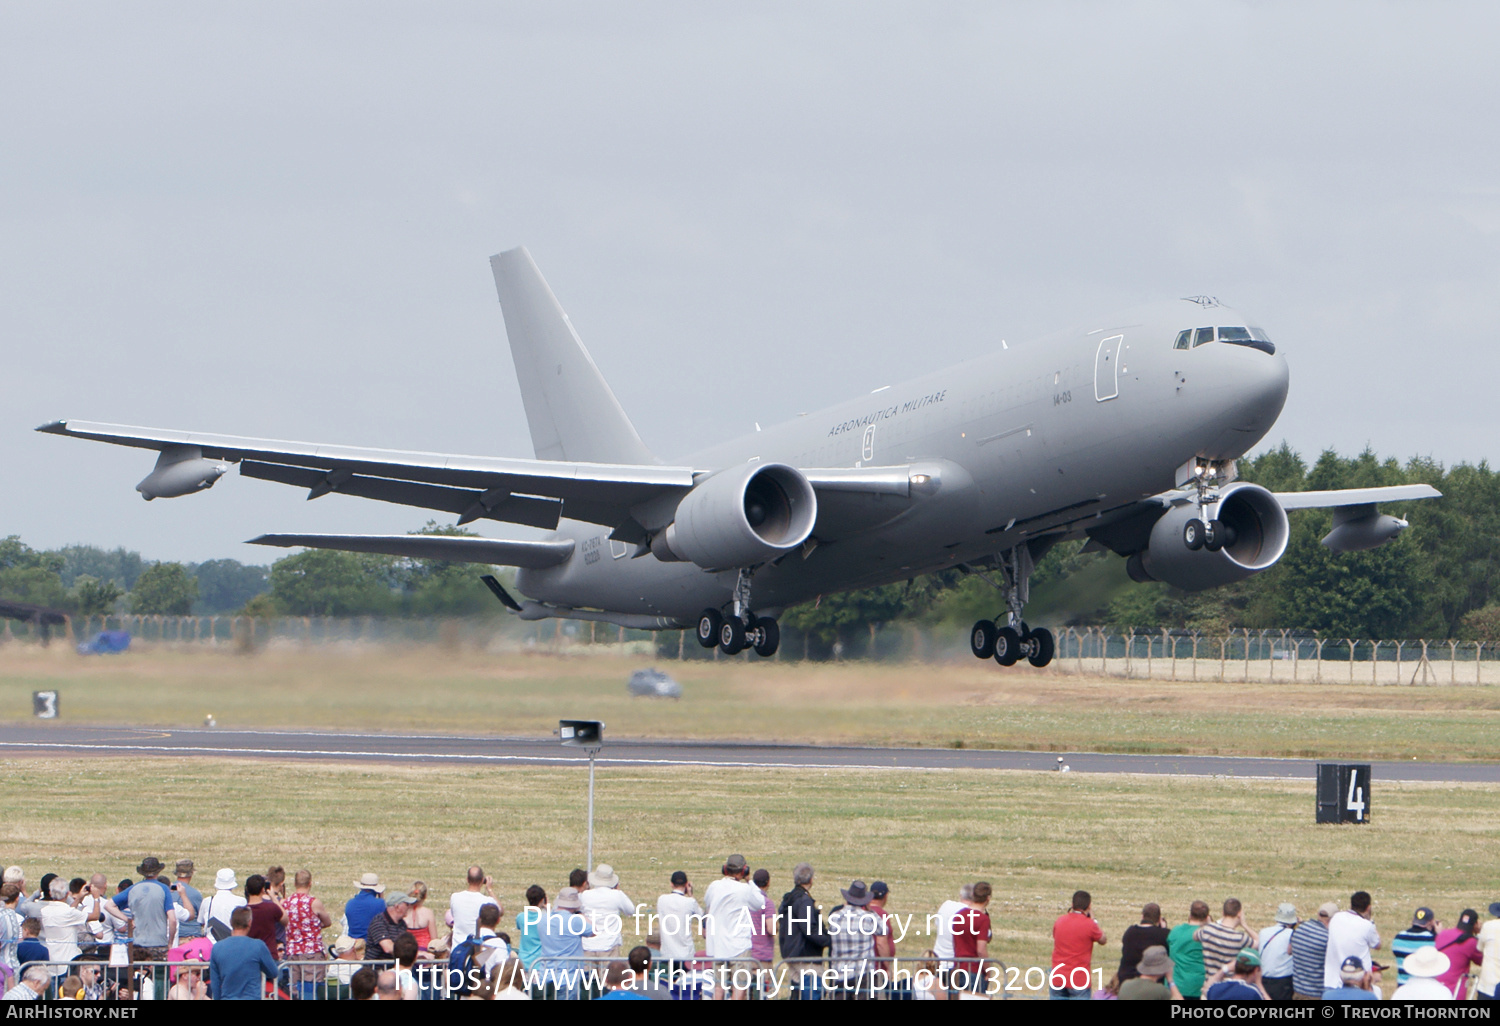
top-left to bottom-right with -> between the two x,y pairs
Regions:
37,419 -> 696,530
1271,484 -> 1441,509
37,419 -> 927,541
247,533 -> 575,568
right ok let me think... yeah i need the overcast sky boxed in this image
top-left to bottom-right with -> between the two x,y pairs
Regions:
4,2 -> 1497,563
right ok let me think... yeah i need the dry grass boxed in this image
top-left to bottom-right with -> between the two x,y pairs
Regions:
1,755 -> 1494,999
2,643 -> 1498,761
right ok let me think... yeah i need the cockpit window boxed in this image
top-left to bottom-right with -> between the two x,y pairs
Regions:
1216,326 -> 1275,355
1173,329 -> 1191,350
1249,326 -> 1272,342
1193,327 -> 1215,347
1218,327 -> 1252,342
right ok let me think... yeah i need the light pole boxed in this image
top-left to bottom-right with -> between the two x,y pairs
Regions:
558,719 -> 605,867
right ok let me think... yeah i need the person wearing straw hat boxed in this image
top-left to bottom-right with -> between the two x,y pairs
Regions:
1391,945 -> 1454,1000
537,887 -> 593,1001
1119,945 -> 1175,1000
344,872 -> 386,941
197,869 -> 246,943
580,863 -> 635,959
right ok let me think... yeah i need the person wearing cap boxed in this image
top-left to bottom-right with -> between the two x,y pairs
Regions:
125,857 -> 173,964
827,879 -> 888,999
1321,954 -> 1381,1000
169,861 -> 204,941
704,855 -> 768,1000
345,872 -> 387,942
1392,907 -> 1440,985
449,866 -> 499,947
580,863 -> 636,959
1323,891 -> 1381,992
868,881 -> 895,964
1432,908 -> 1483,998
656,871 -> 702,981
1290,901 -> 1337,999
1257,903 -> 1300,1000
367,892 -> 415,957
198,869 -> 247,942
1119,902 -> 1171,981
537,886 -> 593,1000
1204,948 -> 1268,1000
1392,945 -> 1455,999
1475,902 -> 1500,1001
1119,945 -> 1175,1000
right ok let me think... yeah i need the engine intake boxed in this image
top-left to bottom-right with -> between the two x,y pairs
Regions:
1136,482 -> 1290,591
653,463 -> 817,569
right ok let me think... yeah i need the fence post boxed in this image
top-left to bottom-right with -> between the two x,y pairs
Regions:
1478,642 -> 1485,685
1125,630 -> 1135,679
1396,640 -> 1404,685
1371,641 -> 1381,684
1191,632 -> 1199,682
1315,638 -> 1325,684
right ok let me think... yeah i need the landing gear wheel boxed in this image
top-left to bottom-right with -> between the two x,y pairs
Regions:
751,617 -> 780,658
718,616 -> 747,655
1204,519 -> 1224,553
1027,627 -> 1055,668
696,609 -> 723,649
1183,519 -> 1206,551
993,626 -> 1021,667
970,620 -> 997,660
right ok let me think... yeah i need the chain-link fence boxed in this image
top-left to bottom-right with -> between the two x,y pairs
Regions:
4,614 -> 1497,685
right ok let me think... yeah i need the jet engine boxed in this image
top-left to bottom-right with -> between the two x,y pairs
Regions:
651,462 -> 817,569
1129,482 -> 1290,591
136,445 -> 229,500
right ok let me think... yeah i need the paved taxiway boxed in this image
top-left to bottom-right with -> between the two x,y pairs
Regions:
0,726 -> 1494,782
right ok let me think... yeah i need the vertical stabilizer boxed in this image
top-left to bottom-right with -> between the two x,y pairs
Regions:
491,247 -> 658,465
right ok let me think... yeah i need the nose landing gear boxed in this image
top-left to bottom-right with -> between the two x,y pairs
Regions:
966,546 -> 1054,669
697,567 -> 781,658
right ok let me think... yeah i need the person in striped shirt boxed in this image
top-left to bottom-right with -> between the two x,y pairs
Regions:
1289,902 -> 1337,999
1391,907 -> 1439,985
1194,898 -> 1256,980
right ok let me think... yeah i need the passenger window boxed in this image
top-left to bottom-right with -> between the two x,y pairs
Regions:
1218,327 -> 1252,341
1193,327 -> 1215,347
1173,330 -> 1191,350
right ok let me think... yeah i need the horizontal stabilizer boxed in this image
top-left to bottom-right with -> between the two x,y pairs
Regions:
247,533 -> 575,568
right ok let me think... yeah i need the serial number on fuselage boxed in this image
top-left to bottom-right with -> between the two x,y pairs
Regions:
1053,390 -> 1072,406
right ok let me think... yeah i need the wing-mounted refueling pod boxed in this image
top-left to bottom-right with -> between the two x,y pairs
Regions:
136,445 -> 228,500
1274,485 -> 1439,553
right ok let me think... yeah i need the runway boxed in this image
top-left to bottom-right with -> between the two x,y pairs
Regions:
0,725 -> 1495,782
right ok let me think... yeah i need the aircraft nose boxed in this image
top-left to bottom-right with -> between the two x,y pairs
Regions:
1225,347 -> 1289,435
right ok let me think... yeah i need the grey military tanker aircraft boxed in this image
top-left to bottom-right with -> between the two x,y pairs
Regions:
38,247 -> 1439,667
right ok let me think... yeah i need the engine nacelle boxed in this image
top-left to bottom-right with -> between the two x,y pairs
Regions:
136,445 -> 229,500
1135,482 -> 1290,591
652,462 -> 817,569
1321,509 -> 1408,552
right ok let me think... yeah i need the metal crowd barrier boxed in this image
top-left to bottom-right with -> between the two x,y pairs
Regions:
19,953 -> 1011,1000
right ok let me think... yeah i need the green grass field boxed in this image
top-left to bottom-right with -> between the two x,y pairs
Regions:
3,644 -> 1498,761
2,755 -> 1493,999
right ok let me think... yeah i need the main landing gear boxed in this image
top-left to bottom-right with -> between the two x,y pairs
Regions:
1180,459 -> 1238,553
696,568 -> 780,658
967,545 -> 1054,669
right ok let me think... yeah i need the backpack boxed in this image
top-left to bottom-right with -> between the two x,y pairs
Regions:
446,936 -> 482,997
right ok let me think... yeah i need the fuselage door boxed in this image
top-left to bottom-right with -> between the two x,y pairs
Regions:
1094,333 -> 1124,401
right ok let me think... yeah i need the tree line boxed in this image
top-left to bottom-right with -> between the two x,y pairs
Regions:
3,446 -> 1498,646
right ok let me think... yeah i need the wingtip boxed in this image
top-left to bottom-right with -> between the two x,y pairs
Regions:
35,420 -> 68,434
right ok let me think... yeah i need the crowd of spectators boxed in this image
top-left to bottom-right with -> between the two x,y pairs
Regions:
0,854 -> 1496,1002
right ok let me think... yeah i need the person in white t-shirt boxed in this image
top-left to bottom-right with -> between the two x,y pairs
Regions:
197,869 -> 246,942
1324,891 -> 1382,990
702,854 -> 765,1000
448,866 -> 500,946
1476,904 -> 1500,1001
932,884 -> 974,972
580,864 -> 636,958
656,872 -> 703,969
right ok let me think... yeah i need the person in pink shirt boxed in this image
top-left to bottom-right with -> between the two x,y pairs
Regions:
1433,909 -> 1484,998
749,869 -> 775,971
